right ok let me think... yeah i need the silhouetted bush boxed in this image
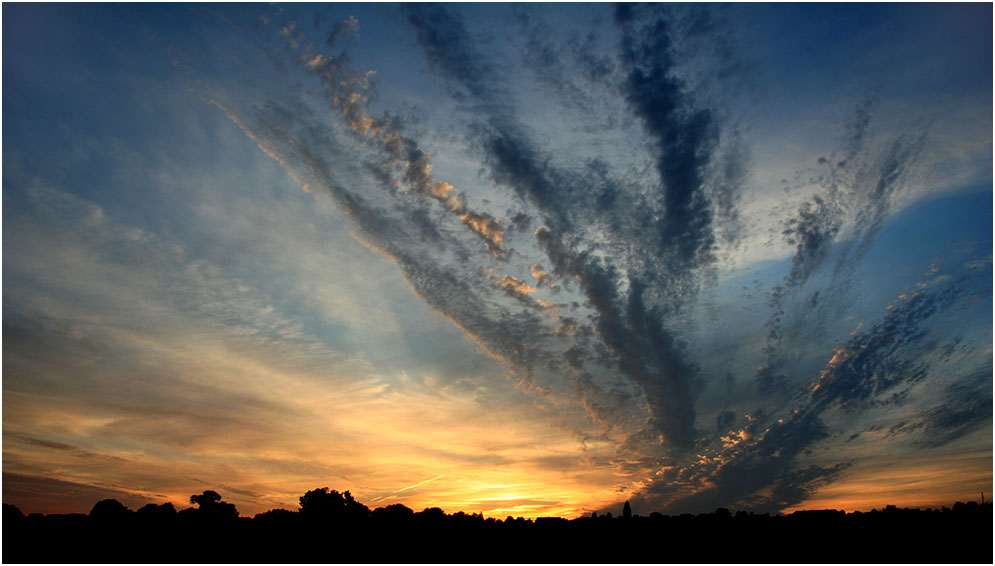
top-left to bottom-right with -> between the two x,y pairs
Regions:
89,498 -> 131,521
3,503 -> 26,523
253,508 -> 298,522
372,502 -> 414,522
136,502 -> 177,522
298,487 -> 369,523
189,490 -> 239,520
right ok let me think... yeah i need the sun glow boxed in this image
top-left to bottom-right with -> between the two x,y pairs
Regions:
781,447 -> 993,513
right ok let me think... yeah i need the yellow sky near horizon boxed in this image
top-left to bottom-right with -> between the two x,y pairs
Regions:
3,333 -> 627,518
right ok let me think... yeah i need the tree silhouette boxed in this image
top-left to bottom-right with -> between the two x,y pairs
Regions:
254,508 -> 298,522
89,498 -> 131,521
373,503 -> 414,521
189,490 -> 238,519
4,503 -> 26,523
420,507 -> 446,521
2,489 -> 992,564
137,502 -> 177,522
298,487 -> 369,521
299,487 -> 344,516
190,490 -> 223,507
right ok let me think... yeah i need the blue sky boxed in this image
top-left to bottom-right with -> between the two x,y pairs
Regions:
3,3 -> 991,518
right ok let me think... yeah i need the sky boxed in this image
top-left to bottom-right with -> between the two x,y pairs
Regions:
2,3 -> 992,519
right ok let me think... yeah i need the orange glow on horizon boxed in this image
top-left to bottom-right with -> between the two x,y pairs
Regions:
2,326 -> 625,519
781,449 -> 993,514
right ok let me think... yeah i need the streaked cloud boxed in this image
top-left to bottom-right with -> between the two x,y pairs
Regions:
3,3 -> 990,519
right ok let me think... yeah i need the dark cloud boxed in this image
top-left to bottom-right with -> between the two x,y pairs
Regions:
514,9 -> 561,77
400,3 -> 760,454
627,265 -> 984,514
195,4 -> 984,516
471,121 -> 574,233
512,8 -> 618,130
715,410 -> 736,432
404,6 -> 580,233
841,97 -> 873,164
777,98 -> 917,292
533,228 -> 699,450
781,194 -> 845,287
706,131 -> 750,251
211,483 -> 266,500
807,288 -> 954,412
325,15 -> 359,47
215,88 -> 563,382
401,4 -> 495,102
2,316 -> 109,359
3,472 -> 154,515
760,99 -> 932,396
624,405 -> 847,514
910,364 -> 993,448
615,3 -> 720,272
833,128 -> 929,275
567,30 -> 615,85
5,434 -> 129,463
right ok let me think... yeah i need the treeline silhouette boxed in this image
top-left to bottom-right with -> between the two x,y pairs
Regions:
3,488 -> 992,563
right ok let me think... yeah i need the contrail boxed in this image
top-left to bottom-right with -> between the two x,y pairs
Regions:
397,474 -> 446,493
370,474 -> 447,502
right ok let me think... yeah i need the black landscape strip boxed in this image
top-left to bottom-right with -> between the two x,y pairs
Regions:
3,489 -> 992,564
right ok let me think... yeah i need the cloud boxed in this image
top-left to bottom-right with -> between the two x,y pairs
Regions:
4,434 -> 129,464
903,364 -> 993,449
326,14 -> 359,47
806,289 -> 951,411
621,404 -> 846,514
511,7 -> 618,130
3,164 -> 602,516
402,5 -> 496,103
496,274 -> 537,297
781,194 -> 845,288
626,264 -> 989,513
2,472 -> 156,515
7,3 -> 988,520
533,228 -> 699,451
286,34 -> 509,262
401,3 -> 760,455
529,264 -> 552,288
615,4 -> 720,272
760,99 -> 934,395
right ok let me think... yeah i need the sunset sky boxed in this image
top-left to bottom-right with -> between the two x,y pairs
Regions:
3,3 -> 991,519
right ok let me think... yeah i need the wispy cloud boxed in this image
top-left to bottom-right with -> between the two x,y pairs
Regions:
627,265 -> 989,513
4,3 -> 989,519
214,4 -> 990,511
400,2 -> 759,455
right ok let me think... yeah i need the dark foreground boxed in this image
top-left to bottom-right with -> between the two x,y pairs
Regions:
4,498 -> 992,563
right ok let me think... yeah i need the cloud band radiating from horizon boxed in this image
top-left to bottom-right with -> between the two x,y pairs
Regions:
3,3 -> 991,518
